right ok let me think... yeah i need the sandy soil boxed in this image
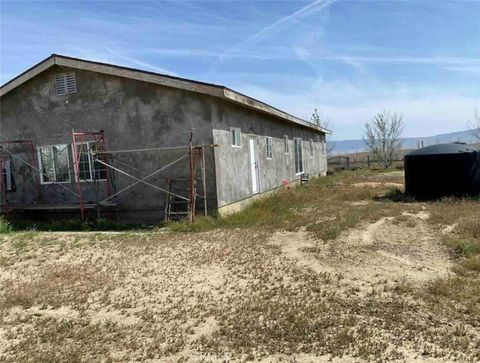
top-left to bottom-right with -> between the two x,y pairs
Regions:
270,211 -> 451,297
0,190 -> 478,361
352,182 -> 405,189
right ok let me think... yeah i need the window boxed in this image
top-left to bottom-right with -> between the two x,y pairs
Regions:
73,142 -> 107,181
294,138 -> 304,174
310,139 -> 314,156
284,135 -> 289,154
55,72 -> 76,95
38,144 -> 71,184
231,128 -> 242,147
266,137 -> 273,159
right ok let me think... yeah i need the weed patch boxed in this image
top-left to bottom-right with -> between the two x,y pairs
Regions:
6,218 -> 146,232
0,216 -> 12,234
2,169 -> 480,361
1,263 -> 111,309
445,238 -> 480,257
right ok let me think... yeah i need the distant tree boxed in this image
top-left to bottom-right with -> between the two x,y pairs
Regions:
310,108 -> 334,155
364,111 -> 404,168
469,107 -> 480,141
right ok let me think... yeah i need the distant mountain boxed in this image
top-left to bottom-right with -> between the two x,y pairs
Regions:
330,129 -> 479,155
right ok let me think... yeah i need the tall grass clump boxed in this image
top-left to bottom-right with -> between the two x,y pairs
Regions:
169,190 -> 299,232
5,218 -> 142,232
169,170 -> 411,234
0,217 -> 12,234
445,238 -> 480,258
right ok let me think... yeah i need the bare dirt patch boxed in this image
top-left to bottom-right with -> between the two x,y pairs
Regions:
1,170 -> 478,362
353,182 -> 404,189
270,211 -> 451,297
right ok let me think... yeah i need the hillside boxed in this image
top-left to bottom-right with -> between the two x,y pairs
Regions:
330,129 -> 479,154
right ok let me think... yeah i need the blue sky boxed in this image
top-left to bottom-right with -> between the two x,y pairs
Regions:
1,0 -> 479,140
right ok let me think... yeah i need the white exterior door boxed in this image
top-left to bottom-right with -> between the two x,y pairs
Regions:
249,138 -> 259,194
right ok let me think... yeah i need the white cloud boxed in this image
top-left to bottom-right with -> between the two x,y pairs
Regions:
234,81 -> 479,140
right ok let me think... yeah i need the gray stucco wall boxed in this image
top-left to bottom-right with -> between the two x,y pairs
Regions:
1,65 -> 327,221
212,101 -> 327,208
0,66 -> 218,222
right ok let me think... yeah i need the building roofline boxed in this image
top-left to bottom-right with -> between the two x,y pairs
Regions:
0,54 -> 331,134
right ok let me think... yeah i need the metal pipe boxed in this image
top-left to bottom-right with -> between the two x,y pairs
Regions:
0,146 -> 80,199
95,156 -> 190,203
188,137 -> 195,222
72,131 -> 85,219
98,154 -> 188,203
93,144 -> 218,155
201,147 -> 207,217
111,158 -> 148,175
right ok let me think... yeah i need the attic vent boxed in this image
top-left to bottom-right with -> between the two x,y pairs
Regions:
55,72 -> 76,95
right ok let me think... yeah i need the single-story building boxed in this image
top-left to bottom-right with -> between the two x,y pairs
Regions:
0,54 -> 329,222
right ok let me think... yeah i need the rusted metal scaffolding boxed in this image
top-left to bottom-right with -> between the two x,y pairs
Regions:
92,132 -> 212,223
1,131 -> 213,222
0,136 -> 114,218
71,130 -> 114,219
0,140 -> 40,212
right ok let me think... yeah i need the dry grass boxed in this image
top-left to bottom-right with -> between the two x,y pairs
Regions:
1,262 -> 111,309
0,169 -> 479,362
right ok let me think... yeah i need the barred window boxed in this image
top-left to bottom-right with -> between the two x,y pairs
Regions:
74,142 -> 107,181
284,135 -> 289,154
266,137 -> 273,159
38,144 -> 71,184
231,128 -> 242,147
294,138 -> 304,174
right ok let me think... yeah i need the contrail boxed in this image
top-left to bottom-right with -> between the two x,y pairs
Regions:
107,48 -> 178,76
209,0 -> 336,72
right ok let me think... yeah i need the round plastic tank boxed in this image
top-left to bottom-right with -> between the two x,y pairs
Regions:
404,143 -> 480,199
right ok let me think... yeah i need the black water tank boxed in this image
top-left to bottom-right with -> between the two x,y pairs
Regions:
404,143 -> 480,199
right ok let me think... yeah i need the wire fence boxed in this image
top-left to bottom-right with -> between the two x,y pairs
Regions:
328,154 -> 404,171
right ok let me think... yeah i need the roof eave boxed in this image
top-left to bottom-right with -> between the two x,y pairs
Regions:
0,54 -> 331,134
223,88 -> 330,134
0,55 -> 56,97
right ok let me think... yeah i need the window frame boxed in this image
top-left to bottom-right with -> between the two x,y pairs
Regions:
230,127 -> 242,148
72,141 -> 107,182
284,135 -> 290,154
37,144 -> 71,185
294,138 -> 304,175
266,136 -> 273,160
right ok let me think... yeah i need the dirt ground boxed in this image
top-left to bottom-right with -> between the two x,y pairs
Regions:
0,171 -> 479,362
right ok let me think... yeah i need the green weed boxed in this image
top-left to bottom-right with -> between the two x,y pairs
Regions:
0,216 -> 12,234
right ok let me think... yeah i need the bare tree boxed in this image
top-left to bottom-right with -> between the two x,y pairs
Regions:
364,111 -> 404,168
310,108 -> 334,155
468,107 -> 480,141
